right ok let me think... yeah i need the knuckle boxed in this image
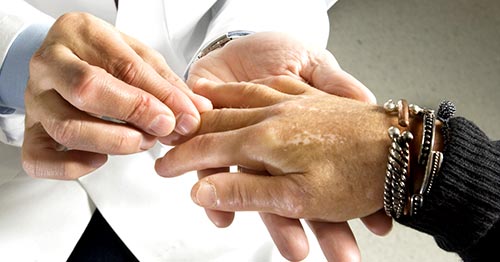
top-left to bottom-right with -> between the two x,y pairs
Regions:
124,93 -> 152,123
242,83 -> 261,98
55,12 -> 93,30
157,87 -> 178,108
202,108 -> 228,131
69,66 -> 104,108
228,181 -> 249,208
29,44 -> 60,77
69,67 -> 98,109
250,122 -> 281,151
29,49 -> 46,73
49,118 -> 81,149
111,58 -> 143,85
108,129 -> 141,153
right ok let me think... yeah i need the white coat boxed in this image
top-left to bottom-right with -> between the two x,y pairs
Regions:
0,0 -> 336,261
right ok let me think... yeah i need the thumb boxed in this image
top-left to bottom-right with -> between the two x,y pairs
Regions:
302,50 -> 377,104
191,172 -> 305,218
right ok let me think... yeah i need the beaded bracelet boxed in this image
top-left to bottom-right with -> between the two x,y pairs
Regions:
383,99 -> 446,218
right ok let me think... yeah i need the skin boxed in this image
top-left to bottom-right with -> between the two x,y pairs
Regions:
157,77 -> 396,261
157,77 -> 395,219
159,32 -> 392,262
22,12 -> 212,179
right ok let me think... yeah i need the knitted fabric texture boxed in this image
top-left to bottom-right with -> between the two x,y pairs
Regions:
397,117 -> 500,261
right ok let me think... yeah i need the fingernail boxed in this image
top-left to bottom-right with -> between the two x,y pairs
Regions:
140,136 -> 156,150
149,114 -> 175,136
194,78 -> 218,90
194,181 -> 217,208
159,132 -> 183,146
195,77 -> 211,86
175,113 -> 199,136
90,155 -> 107,168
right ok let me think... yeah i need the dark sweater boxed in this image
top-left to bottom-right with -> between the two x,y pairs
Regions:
397,117 -> 500,261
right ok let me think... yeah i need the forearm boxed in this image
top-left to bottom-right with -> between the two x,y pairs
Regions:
397,117 -> 500,260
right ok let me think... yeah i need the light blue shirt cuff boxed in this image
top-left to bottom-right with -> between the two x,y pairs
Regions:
0,23 -> 51,113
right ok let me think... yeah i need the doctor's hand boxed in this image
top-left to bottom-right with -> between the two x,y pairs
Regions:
22,12 -> 212,179
184,32 -> 375,104
157,77 -> 394,262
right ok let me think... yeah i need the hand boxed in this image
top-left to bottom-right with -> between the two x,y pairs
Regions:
169,32 -> 386,262
179,32 -> 387,261
157,77 -> 394,261
185,32 -> 375,103
22,12 -> 212,179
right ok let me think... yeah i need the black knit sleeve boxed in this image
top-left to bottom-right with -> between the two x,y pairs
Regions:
396,117 -> 500,261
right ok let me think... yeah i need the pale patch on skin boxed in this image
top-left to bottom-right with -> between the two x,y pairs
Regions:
288,130 -> 344,146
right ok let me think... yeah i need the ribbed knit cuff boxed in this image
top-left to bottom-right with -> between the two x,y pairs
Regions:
397,117 -> 500,257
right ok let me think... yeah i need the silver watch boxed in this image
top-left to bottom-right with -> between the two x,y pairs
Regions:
183,30 -> 254,80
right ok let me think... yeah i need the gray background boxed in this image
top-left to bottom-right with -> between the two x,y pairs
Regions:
326,0 -> 499,261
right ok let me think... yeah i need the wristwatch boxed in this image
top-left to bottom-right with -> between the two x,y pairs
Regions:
183,30 -> 254,80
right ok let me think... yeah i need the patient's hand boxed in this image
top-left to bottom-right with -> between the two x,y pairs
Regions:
158,75 -> 393,261
164,32 -> 386,262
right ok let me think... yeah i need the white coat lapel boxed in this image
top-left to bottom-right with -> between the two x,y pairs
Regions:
162,0 -> 217,67
115,0 -> 216,76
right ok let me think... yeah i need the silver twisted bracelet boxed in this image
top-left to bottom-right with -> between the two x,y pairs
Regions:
383,99 -> 413,218
384,126 -> 413,218
383,99 -> 446,218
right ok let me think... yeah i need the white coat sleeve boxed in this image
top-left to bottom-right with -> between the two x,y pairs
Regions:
0,0 -> 54,146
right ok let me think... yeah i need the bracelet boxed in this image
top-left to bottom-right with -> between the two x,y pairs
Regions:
384,127 -> 413,218
383,99 -> 445,218
409,150 -> 443,216
383,100 -> 413,218
418,110 -> 436,166
437,100 -> 456,143
183,30 -> 255,80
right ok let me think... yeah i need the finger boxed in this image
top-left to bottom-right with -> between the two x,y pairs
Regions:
300,50 -> 376,104
159,107 -> 267,146
76,32 -> 202,136
47,15 -> 201,135
187,172 -> 305,219
156,129 -> 270,177
360,209 -> 393,236
186,58 -> 238,87
28,89 -> 156,154
306,220 -> 361,262
31,45 -> 177,137
250,75 -> 322,96
22,121 -> 107,179
260,213 -> 309,262
122,33 -> 213,113
192,78 -> 293,108
198,168 -> 235,228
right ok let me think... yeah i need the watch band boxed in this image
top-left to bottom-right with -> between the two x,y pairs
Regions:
183,30 -> 254,80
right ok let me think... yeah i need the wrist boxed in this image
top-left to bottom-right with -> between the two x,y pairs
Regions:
381,100 -> 447,218
183,30 -> 254,80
